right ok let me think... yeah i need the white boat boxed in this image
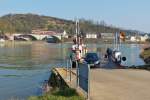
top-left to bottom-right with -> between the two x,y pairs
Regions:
106,32 -> 126,65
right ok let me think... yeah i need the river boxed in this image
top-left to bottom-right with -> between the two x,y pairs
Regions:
0,41 -> 145,100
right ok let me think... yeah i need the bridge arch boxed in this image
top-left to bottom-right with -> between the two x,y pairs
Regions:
14,34 -> 62,41
51,35 -> 61,43
17,34 -> 38,41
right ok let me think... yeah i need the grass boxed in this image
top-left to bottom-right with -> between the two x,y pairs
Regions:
28,87 -> 84,100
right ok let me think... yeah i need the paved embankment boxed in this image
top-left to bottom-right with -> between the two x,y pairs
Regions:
53,68 -> 150,100
90,69 -> 150,100
52,68 -> 77,88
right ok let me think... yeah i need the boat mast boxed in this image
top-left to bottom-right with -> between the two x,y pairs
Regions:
114,32 -> 120,50
76,19 -> 80,46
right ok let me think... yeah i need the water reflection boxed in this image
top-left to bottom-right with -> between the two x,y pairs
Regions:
0,42 -> 70,100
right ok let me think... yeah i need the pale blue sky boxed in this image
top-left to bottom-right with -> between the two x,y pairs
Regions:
0,0 -> 150,32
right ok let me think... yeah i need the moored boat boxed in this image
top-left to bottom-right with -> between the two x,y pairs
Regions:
46,36 -> 57,43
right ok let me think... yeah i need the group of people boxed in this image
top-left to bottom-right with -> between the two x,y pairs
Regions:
70,38 -> 87,67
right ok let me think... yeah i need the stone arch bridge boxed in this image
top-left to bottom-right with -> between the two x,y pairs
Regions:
13,34 -> 62,41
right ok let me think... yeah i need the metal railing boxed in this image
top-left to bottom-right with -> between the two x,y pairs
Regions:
65,59 -> 90,100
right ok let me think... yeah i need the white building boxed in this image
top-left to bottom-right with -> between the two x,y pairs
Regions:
140,34 -> 149,42
130,36 -> 137,42
101,33 -> 114,39
62,30 -> 68,38
86,34 -> 97,39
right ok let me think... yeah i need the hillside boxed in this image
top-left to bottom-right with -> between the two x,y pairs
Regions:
0,14 -> 73,34
0,13 -> 138,35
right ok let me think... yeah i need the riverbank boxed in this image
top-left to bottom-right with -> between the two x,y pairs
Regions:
140,46 -> 150,64
38,68 -> 150,100
1,39 -> 147,44
29,88 -> 83,100
28,68 -> 84,100
64,38 -> 147,44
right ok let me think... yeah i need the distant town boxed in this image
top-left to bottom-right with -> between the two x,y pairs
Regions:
0,14 -> 150,43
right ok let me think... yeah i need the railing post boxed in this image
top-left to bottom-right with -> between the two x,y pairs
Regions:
68,59 -> 69,79
76,61 -> 79,88
69,59 -> 72,82
87,64 -> 90,100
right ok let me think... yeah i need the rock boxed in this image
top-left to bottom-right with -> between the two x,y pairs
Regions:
144,57 -> 150,64
144,47 -> 150,50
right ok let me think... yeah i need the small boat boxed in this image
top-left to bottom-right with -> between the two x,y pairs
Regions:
46,36 -> 60,43
106,48 -> 122,64
46,36 -> 56,43
105,32 -> 126,65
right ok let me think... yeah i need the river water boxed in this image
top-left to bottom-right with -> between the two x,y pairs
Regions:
0,42 -> 145,100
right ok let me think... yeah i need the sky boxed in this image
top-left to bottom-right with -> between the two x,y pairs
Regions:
0,0 -> 150,32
